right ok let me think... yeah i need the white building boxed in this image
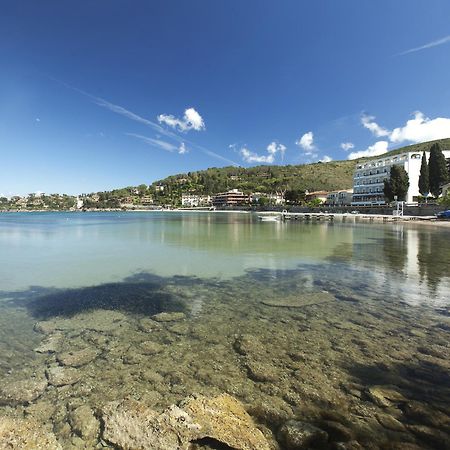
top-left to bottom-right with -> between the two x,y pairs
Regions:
326,189 -> 353,206
352,150 -> 450,205
181,193 -> 212,207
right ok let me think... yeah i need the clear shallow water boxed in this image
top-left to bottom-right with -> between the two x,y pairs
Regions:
0,212 -> 449,449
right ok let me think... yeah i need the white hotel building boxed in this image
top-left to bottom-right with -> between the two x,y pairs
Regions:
352,149 -> 450,206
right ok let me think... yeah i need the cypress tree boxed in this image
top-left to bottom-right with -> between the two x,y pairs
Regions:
384,165 -> 409,202
428,142 -> 449,197
418,151 -> 429,196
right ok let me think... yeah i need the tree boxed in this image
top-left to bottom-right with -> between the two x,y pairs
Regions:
384,165 -> 409,202
428,142 -> 449,197
418,151 -> 429,196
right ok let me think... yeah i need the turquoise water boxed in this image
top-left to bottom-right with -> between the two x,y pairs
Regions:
0,211 -> 449,449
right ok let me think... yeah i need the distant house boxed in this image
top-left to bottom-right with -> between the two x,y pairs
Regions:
252,192 -> 285,205
212,189 -> 251,207
155,185 -> 165,192
305,191 -> 328,204
141,196 -> 154,205
326,189 -> 353,206
181,194 -> 211,207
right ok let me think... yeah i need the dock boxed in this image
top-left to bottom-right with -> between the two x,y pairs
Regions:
279,212 -> 437,222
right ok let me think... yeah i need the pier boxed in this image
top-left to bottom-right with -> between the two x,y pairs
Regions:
280,212 -> 437,222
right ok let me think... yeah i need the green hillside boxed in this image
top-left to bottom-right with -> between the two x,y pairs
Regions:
76,138 -> 450,208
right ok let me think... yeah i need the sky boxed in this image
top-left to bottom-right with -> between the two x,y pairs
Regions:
1,1 -> 450,196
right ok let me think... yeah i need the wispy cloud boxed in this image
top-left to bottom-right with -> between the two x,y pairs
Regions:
126,133 -> 178,152
348,141 -> 389,160
361,114 -> 390,137
398,35 -> 450,56
340,142 -> 354,151
50,77 -> 238,166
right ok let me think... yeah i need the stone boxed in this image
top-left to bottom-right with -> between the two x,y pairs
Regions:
245,360 -> 279,383
261,291 -> 335,308
138,318 -> 162,333
34,332 -> 64,353
0,377 -> 47,406
34,321 -> 58,335
366,386 -> 406,408
102,393 -> 271,450
278,420 -> 328,450
407,424 -> 450,450
234,334 -> 264,357
0,416 -> 62,450
320,420 -> 354,442
403,401 -> 449,428
46,366 -> 81,387
139,341 -> 164,355
151,312 -> 186,322
69,405 -> 100,441
57,348 -> 99,367
375,413 -> 406,432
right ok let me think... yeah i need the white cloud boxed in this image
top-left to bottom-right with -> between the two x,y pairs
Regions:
35,118 -> 41,122
296,131 -> 315,151
361,114 -> 390,137
398,35 -> 450,56
295,131 -> 318,158
340,142 -> 354,151
320,155 -> 333,163
239,141 -> 286,164
158,107 -> 205,132
178,142 -> 188,154
389,111 -> 450,144
348,141 -> 389,160
126,133 -> 178,152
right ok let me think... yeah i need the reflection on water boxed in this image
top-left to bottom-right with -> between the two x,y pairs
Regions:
0,212 -> 449,449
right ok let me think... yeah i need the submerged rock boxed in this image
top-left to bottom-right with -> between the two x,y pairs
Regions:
245,359 -> 279,383
366,386 -> 406,408
57,348 -> 99,367
69,405 -> 100,441
277,420 -> 328,450
0,377 -> 47,406
102,393 -> 271,450
261,291 -> 335,308
46,366 -> 81,387
152,312 -> 186,322
34,332 -> 64,354
139,340 -> 164,355
0,416 -> 61,450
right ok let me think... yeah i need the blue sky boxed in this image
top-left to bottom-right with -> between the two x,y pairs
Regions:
1,1 -> 450,196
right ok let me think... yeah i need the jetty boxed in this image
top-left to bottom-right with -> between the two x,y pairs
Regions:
279,212 -> 437,223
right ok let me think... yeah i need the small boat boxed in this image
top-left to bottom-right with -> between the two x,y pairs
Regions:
258,215 -> 280,222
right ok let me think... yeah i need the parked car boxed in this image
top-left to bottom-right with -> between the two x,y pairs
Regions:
436,210 -> 450,219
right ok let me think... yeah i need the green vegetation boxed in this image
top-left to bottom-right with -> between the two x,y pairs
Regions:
384,165 -> 409,202
428,142 -> 449,197
418,150 -> 429,196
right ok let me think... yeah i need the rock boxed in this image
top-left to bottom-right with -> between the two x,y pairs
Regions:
34,332 -> 64,353
234,334 -> 264,357
0,416 -> 61,449
57,348 -> 99,367
320,420 -> 354,442
366,386 -> 406,408
407,424 -> 450,450
139,341 -> 164,355
278,420 -> 328,450
46,366 -> 81,387
167,323 -> 190,335
247,400 -> 293,427
33,321 -> 58,335
261,291 -> 335,308
0,377 -> 47,406
245,360 -> 279,383
69,405 -> 100,441
152,312 -> 186,322
375,413 -> 406,432
138,318 -> 162,333
403,401 -> 449,428
102,393 -> 271,450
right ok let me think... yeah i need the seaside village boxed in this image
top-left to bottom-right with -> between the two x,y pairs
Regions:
2,147 -> 450,211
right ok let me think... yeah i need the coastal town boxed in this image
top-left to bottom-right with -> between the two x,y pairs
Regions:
2,140 -> 449,213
